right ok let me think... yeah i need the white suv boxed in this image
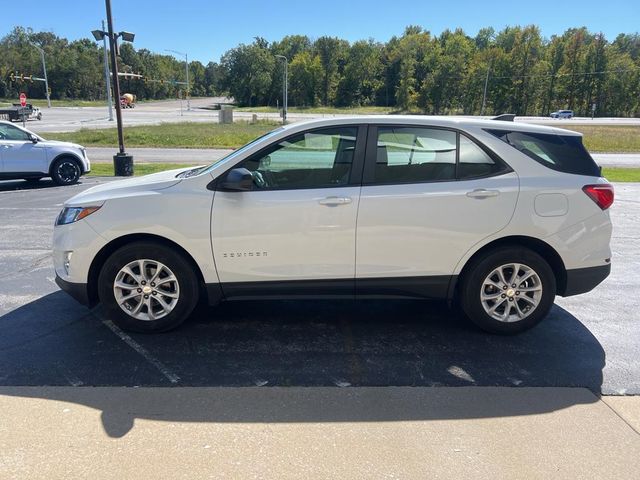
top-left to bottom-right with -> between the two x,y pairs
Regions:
53,116 -> 613,334
0,120 -> 90,185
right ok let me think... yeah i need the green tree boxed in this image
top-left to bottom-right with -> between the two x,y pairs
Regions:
220,40 -> 275,106
314,36 -> 349,105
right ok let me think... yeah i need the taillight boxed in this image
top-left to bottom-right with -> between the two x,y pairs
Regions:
582,184 -> 614,210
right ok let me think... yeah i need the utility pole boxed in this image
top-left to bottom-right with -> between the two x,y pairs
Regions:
29,42 -> 51,108
165,49 -> 191,111
185,52 -> 190,111
275,55 -> 288,124
481,58 -> 492,116
101,20 -> 114,121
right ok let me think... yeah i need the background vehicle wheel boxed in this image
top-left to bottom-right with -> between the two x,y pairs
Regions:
98,241 -> 200,333
51,157 -> 81,185
460,247 -> 556,334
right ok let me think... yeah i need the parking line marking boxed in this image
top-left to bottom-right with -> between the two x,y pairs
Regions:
102,319 -> 180,384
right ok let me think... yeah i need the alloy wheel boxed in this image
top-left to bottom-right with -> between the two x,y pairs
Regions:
113,259 -> 180,321
480,263 -> 543,323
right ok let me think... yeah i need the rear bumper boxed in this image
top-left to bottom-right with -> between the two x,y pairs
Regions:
561,264 -> 611,297
55,274 -> 93,307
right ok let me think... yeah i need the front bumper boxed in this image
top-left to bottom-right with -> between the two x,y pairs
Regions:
561,263 -> 611,297
55,274 -> 93,307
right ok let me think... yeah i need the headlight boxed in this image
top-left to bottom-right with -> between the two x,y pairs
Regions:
55,206 -> 102,226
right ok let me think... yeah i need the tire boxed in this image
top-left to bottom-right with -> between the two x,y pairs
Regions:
459,247 -> 556,334
51,157 -> 81,185
98,241 -> 200,333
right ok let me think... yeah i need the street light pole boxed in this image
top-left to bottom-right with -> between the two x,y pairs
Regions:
101,20 -> 114,121
185,52 -> 190,111
165,49 -> 190,111
30,42 -> 51,108
104,0 -> 133,175
480,58 -> 492,117
275,55 -> 288,124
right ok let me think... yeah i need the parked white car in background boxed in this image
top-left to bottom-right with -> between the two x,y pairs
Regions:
53,116 -> 612,334
0,120 -> 90,185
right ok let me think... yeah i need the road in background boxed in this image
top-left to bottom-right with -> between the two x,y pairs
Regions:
19,97 -> 640,134
87,147 -> 231,164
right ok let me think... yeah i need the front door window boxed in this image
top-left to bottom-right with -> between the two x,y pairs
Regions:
235,127 -> 358,190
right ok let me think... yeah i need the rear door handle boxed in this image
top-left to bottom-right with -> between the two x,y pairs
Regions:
318,196 -> 352,206
466,189 -> 500,199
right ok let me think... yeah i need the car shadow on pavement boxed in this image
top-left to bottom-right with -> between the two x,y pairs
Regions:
0,179 -> 58,191
0,178 -> 97,192
0,291 -> 605,437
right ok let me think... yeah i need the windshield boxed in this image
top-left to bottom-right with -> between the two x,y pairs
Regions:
197,127 -> 284,176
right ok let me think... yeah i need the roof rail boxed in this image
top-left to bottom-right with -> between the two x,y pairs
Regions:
491,114 -> 516,122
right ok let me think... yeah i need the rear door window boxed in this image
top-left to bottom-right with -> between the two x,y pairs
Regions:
372,127 -> 457,184
365,126 -> 510,184
486,129 -> 600,176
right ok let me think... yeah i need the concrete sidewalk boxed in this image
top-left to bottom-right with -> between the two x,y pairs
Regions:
87,147 -> 640,168
1,387 -> 638,479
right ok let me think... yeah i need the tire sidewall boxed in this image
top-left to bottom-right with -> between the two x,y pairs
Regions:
98,242 -> 199,333
461,248 -> 556,334
51,157 -> 81,185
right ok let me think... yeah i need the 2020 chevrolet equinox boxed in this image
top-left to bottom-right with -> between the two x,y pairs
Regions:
53,116 -> 613,334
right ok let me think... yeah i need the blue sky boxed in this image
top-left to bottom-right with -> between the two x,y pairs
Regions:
2,0 -> 638,63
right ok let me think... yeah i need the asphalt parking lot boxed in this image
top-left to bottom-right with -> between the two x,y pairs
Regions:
0,177 -> 638,394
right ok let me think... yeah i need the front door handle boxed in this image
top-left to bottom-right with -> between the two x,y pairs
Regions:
318,196 -> 352,206
466,189 -> 500,199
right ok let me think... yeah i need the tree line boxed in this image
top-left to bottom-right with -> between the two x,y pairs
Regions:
1,25 -> 639,116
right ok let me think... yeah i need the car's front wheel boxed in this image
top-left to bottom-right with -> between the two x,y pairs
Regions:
51,157 -> 81,185
460,247 -> 556,334
98,242 -> 200,333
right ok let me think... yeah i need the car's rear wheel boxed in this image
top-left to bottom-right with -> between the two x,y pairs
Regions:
51,157 -> 81,185
98,242 -> 200,333
460,247 -> 556,334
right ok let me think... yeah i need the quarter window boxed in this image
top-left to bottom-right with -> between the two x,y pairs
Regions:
235,127 -> 358,190
373,127 -> 456,183
458,134 -> 504,179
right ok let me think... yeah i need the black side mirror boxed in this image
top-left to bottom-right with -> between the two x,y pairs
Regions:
29,134 -> 38,144
220,167 -> 253,191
